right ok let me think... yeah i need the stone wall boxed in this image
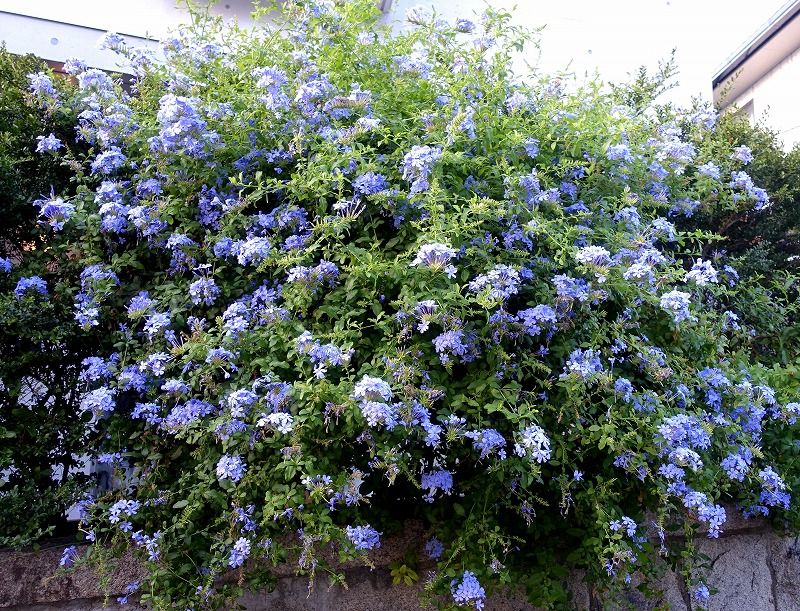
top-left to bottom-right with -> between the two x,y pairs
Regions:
2,517 -> 799,611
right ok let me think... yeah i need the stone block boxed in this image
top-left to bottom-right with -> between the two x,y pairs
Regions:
697,531 -> 775,611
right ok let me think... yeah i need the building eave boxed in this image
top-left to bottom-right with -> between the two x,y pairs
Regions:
712,0 -> 800,104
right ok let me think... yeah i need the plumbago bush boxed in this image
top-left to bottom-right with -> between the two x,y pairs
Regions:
18,1 -> 800,608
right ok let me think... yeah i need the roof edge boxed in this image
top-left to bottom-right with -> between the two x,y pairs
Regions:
712,0 -> 800,88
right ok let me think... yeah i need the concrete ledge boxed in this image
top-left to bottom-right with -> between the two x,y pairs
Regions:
2,523 -> 800,611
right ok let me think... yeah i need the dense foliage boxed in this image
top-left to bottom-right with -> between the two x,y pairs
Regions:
0,46 -> 96,547
4,2 -> 800,609
675,113 -> 800,367
682,113 -> 800,276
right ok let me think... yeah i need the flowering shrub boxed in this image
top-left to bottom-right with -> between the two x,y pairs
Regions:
9,1 -> 800,608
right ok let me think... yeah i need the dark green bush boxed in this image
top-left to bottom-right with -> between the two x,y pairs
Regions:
679,113 -> 800,276
0,46 -> 96,547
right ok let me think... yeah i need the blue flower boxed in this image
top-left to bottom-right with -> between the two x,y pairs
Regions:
80,387 -> 116,417
553,274 -> 590,302
140,352 -> 171,377
35,133 -> 63,153
654,131 -> 695,165
669,447 -> 703,472
730,171 -> 770,210
614,206 -> 641,227
352,376 -> 392,402
252,66 -> 290,111
401,145 -> 442,194
60,545 -> 79,567
606,143 -> 633,163
257,412 -> 294,434
513,424 -> 551,463
614,378 -> 634,402
14,276 -> 48,298
295,331 -> 352,378
79,356 -> 115,382
189,277 -> 220,305
237,237 -> 272,266
345,524 -> 381,550
130,530 -> 161,561
575,245 -> 612,267
451,571 -> 485,610
394,52 -> 432,79
227,389 -> 259,418
116,581 -> 140,605
333,198 -> 365,218
63,57 -> 87,74
523,137 -> 539,158
150,94 -> 219,158
505,91 -> 530,113
433,330 -> 478,364
609,516 -> 637,538
353,171 -> 389,196
286,260 -> 339,291
468,265 -> 521,301
161,380 -> 189,395
692,582 -> 710,608
163,399 -> 215,431
518,170 -> 541,205
359,401 -> 398,430
660,290 -> 694,324
109,499 -> 141,524
690,108 -> 717,130
206,348 -> 236,368
455,18 -> 475,32
424,536 -> 444,559
758,467 -> 790,509
623,262 -> 655,285
731,145 -> 753,164
216,454 -> 246,483
97,31 -> 126,51
697,162 -> 720,179
228,537 -> 251,568
516,305 -> 557,336
28,72 -> 57,98
685,259 -> 717,286
669,197 -> 700,218
421,469 -> 453,501
413,300 -> 438,332
91,147 -> 127,175
561,348 -> 604,379
143,312 -> 171,341
721,450 -> 751,481
127,292 -> 156,319
649,218 -> 677,242
466,428 -> 507,459
696,502 -> 726,538
657,414 -> 711,450
411,243 -> 457,278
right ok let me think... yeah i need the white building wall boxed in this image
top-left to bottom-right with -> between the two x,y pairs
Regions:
726,45 -> 800,151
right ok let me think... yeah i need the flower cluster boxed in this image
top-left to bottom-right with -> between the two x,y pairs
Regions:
345,524 -> 381,550
451,571 -> 486,610
410,243 -> 458,278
